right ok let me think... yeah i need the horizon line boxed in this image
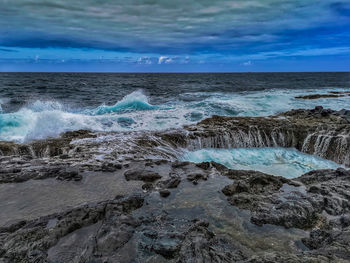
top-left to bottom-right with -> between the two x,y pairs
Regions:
1,71 -> 349,74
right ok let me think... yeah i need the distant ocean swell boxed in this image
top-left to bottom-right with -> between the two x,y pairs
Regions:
1,88 -> 350,142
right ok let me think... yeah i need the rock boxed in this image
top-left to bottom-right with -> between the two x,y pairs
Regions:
295,94 -> 345,99
159,190 -> 170,198
152,235 -> 181,258
187,172 -> 208,184
0,194 -> 144,263
56,169 -> 82,181
221,170 -> 324,229
101,162 -> 122,172
195,162 -> 211,170
124,169 -> 162,182
142,183 -> 154,191
0,164 -> 83,183
157,177 -> 181,189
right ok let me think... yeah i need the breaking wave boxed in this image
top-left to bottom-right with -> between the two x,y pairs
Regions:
1,88 -> 350,142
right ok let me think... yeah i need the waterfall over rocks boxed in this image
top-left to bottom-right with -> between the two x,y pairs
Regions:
158,108 -> 350,166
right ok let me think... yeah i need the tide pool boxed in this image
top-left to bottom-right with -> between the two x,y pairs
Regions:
181,147 -> 341,178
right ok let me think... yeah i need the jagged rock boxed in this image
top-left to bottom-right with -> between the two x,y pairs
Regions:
297,168 -> 350,216
0,193 -> 251,263
295,94 -> 346,99
101,162 -> 122,172
0,194 -> 144,263
124,169 -> 162,182
220,168 -> 350,230
56,168 -> 82,181
221,170 -> 322,229
157,177 -> 181,189
0,164 -> 82,183
177,107 -> 350,166
187,172 -> 208,184
159,190 -> 170,198
301,227 -> 350,261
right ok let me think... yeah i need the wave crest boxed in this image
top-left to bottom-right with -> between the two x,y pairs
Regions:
90,90 -> 157,115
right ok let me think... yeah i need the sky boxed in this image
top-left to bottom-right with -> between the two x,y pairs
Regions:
0,0 -> 350,72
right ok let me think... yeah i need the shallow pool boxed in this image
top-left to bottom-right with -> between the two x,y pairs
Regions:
181,147 -> 341,178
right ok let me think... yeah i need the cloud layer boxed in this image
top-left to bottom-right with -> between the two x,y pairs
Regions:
0,0 -> 350,71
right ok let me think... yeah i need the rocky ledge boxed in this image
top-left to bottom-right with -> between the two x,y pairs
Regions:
161,106 -> 350,166
221,166 -> 350,261
0,107 -> 350,262
0,160 -> 349,262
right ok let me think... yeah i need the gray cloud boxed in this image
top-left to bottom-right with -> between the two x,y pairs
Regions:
0,0 -> 349,55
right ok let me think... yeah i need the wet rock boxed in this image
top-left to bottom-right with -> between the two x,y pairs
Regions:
219,166 -> 350,262
0,190 -> 252,263
159,190 -> 170,198
295,94 -> 345,100
195,162 -> 211,170
56,168 -> 82,181
101,162 -> 122,172
301,227 -> 350,261
171,161 -> 190,168
142,183 -> 154,191
187,172 -> 208,184
59,154 -> 69,159
157,177 -> 181,189
221,170 -> 324,229
297,168 -> 350,216
138,216 -> 247,262
0,164 -> 83,183
124,169 -> 162,182
152,234 -> 182,258
0,194 -> 144,263
243,253 -> 328,263
181,107 -> 350,166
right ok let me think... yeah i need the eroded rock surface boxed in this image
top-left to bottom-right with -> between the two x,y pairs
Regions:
1,108 -> 350,262
220,165 -> 350,262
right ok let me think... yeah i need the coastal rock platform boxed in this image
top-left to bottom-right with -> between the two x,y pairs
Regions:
0,107 -> 350,262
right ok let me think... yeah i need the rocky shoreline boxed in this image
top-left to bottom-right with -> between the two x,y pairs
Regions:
0,107 -> 350,262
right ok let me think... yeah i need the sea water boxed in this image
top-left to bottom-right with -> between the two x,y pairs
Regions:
181,147 -> 341,178
0,72 -> 349,142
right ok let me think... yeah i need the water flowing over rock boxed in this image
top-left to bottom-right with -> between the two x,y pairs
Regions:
0,107 -> 350,262
162,107 -> 350,166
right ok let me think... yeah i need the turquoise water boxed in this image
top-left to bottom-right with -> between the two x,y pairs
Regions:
181,148 -> 341,178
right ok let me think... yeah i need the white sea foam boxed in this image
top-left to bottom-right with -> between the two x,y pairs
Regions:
0,88 -> 349,142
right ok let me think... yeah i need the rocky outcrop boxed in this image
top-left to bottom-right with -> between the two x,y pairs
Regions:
124,169 -> 162,182
295,90 -> 350,100
0,194 -> 144,263
219,166 -> 350,262
1,160 -> 349,262
1,107 -> 350,167
0,130 -> 96,158
221,167 -> 350,229
0,192 -> 249,263
167,106 -> 350,166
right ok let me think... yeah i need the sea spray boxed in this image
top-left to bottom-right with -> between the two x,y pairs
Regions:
1,88 -> 350,142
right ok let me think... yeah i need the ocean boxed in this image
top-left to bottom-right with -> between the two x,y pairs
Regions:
0,72 -> 350,142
